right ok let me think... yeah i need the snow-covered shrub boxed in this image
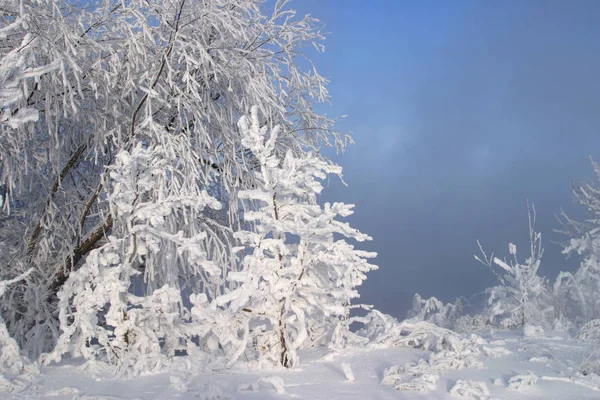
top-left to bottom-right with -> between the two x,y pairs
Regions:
0,271 -> 32,376
187,294 -> 251,369
407,294 -> 465,329
450,379 -> 493,400
576,320 -> 600,343
550,311 -> 577,334
0,270 -> 38,391
480,345 -> 512,358
341,362 -> 355,382
454,314 -> 492,334
578,347 -> 600,376
214,108 -> 377,367
47,243 -> 192,374
381,369 -> 439,392
382,343 -> 484,393
576,318 -> 600,376
193,383 -> 234,400
353,310 -> 481,354
45,146 -> 223,374
551,160 -> 600,383
475,203 -> 552,329
555,159 -> 600,326
553,269 -> 600,328
523,324 -> 545,338
507,371 -> 538,390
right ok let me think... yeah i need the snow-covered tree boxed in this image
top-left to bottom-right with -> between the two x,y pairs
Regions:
0,0 -> 347,357
43,145 -> 222,374
37,107 -> 377,373
213,107 -> 377,368
555,159 -> 600,326
475,203 -> 551,329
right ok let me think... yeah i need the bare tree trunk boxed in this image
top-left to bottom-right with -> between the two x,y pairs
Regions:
272,194 -> 291,367
279,299 -> 290,367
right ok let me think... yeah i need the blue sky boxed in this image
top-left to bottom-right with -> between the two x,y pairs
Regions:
290,0 -> 600,317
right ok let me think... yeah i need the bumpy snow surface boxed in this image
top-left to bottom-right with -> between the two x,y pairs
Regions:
3,330 -> 600,399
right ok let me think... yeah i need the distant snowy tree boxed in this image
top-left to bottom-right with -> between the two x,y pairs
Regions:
475,203 -> 552,329
0,0 -> 348,359
213,107 -> 377,367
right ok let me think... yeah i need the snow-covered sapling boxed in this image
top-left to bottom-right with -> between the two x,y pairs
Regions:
214,107 -> 377,368
475,202 -> 551,329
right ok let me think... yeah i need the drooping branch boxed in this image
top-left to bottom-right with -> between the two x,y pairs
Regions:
49,214 -> 113,296
26,143 -> 87,259
129,0 -> 186,146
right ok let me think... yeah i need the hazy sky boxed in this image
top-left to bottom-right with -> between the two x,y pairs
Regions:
291,0 -> 600,318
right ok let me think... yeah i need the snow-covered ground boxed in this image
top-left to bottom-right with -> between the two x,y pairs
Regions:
4,329 -> 599,400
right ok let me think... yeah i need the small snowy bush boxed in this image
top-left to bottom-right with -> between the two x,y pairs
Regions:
576,320 -> 600,343
407,294 -> 465,329
450,379 -> 493,400
475,203 -> 552,329
523,324 -> 545,338
0,270 -> 38,392
507,371 -> 538,390
0,270 -> 32,375
354,310 -> 481,354
454,314 -> 492,334
393,373 -> 439,392
341,363 -> 355,382
382,342 -> 484,393
578,346 -> 600,376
